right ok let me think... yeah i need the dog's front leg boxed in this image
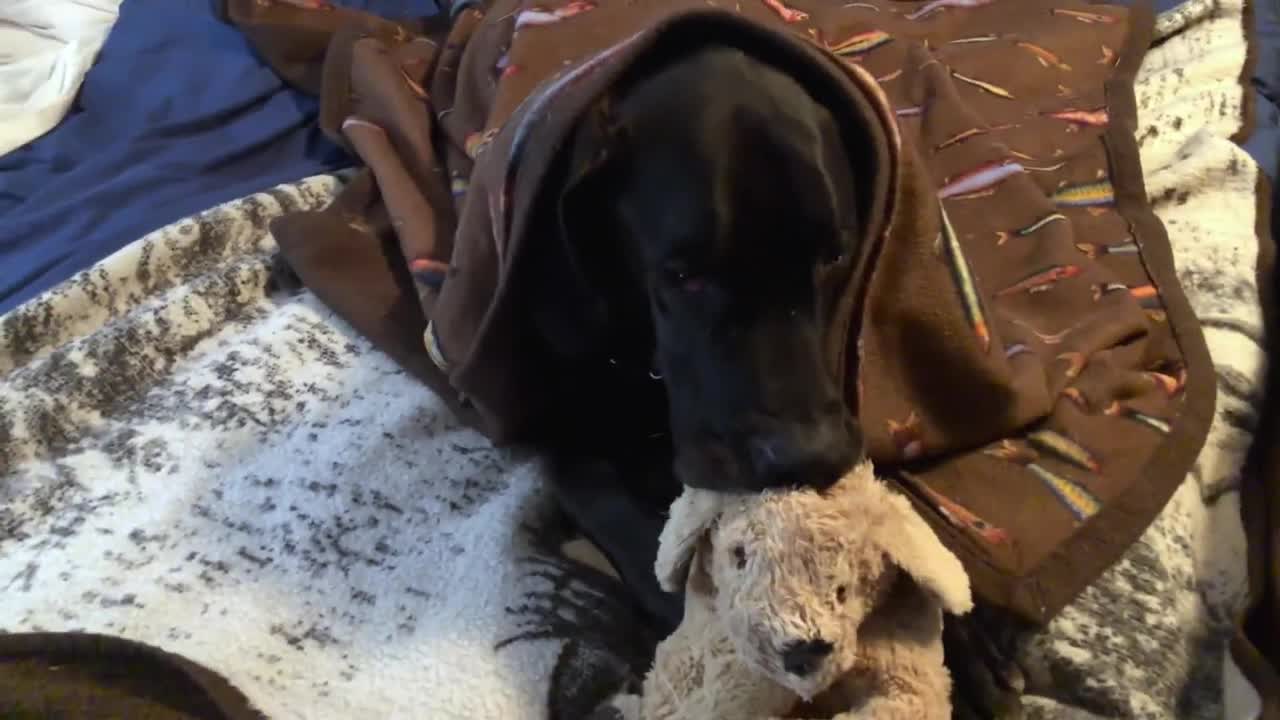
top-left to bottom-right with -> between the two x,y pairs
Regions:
547,453 -> 684,632
943,608 -> 1028,720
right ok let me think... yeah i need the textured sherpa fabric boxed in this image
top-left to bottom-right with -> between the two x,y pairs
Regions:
0,0 -> 1270,719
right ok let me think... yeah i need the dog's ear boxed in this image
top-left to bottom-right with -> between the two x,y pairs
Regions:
655,487 -> 728,593
528,103 -> 631,361
871,479 -> 973,616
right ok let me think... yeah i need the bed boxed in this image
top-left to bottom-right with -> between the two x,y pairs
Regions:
0,0 -> 1275,718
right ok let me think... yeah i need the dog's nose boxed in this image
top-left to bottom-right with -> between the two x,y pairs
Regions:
782,638 -> 834,677
747,412 -> 860,489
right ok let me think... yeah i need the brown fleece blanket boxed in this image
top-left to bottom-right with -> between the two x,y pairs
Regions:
225,0 -> 1210,625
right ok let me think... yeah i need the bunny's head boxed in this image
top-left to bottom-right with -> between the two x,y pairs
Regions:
655,460 -> 971,700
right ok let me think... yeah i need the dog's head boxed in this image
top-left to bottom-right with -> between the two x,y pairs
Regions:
654,460 -> 973,700
544,45 -> 868,492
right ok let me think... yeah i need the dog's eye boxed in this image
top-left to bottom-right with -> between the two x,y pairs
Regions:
680,275 -> 706,293
732,545 -> 747,569
661,262 -> 707,293
835,585 -> 848,604
817,252 -> 846,270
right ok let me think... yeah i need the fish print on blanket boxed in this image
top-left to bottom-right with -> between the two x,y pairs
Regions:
938,159 -> 1025,200
994,212 -> 1067,245
762,0 -> 808,24
1028,428 -> 1100,472
514,0 -> 597,31
1104,401 -> 1172,434
985,440 -> 1101,522
946,34 -> 1001,45
1051,7 -> 1119,24
888,410 -> 924,460
995,264 -> 1082,297
1145,366 -> 1186,397
465,128 -> 499,158
1016,41 -> 1073,71
451,174 -> 470,198
1093,281 -> 1167,321
399,66 -> 429,99
409,258 -> 450,290
898,472 -> 1012,545
823,29 -> 894,57
1075,237 -> 1139,258
951,70 -> 1017,99
1043,107 -> 1110,126
905,0 -> 996,22
496,52 -> 522,79
1051,179 -> 1116,207
936,206 -> 992,351
935,126 -> 995,151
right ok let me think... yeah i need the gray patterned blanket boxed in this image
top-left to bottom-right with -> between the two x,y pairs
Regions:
0,0 -> 1267,718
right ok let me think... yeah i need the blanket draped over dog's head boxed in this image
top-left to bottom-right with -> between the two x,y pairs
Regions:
227,0 -> 1212,624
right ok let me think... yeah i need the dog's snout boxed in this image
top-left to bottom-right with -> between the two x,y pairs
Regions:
781,638 -> 834,677
747,412 -> 859,489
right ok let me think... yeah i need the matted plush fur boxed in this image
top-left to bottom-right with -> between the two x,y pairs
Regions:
0,0 -> 1266,717
612,460 -> 968,719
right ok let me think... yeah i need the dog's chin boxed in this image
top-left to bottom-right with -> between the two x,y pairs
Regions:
672,441 -> 747,491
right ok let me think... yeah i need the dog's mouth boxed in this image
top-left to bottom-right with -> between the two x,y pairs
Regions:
673,438 -> 750,491
673,419 -> 859,492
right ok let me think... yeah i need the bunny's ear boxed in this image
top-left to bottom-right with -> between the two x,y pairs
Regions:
654,488 -> 728,593
875,486 -> 974,616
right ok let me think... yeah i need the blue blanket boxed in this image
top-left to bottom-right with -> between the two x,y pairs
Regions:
0,0 -> 437,315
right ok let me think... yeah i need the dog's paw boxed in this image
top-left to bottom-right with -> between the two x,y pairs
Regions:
943,610 -> 1028,720
587,693 -> 642,720
548,640 -> 645,720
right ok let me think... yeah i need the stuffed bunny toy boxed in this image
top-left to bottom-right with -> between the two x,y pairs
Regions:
598,459 -> 973,720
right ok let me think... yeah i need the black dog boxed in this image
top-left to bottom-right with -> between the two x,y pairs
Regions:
529,44 -> 1025,718
530,44 -> 863,627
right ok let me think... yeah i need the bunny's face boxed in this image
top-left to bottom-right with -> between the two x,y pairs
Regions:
653,461 -> 973,702
707,490 -> 894,700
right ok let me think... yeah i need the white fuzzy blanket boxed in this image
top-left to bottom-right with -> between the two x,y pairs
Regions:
0,1 -> 1266,718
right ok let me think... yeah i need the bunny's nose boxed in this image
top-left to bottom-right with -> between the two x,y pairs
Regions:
781,638 -> 834,677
